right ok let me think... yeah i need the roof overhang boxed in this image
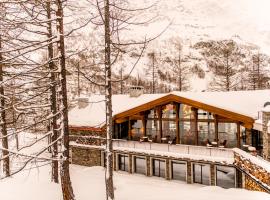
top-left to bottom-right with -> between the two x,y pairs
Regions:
113,94 -> 254,128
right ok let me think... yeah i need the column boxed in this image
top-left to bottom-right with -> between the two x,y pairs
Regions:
245,128 -> 252,146
262,110 -> 270,160
187,161 -> 192,184
157,106 -> 162,143
142,113 -> 147,137
237,122 -> 241,148
192,108 -> 198,145
175,103 -> 180,144
165,158 -> 170,180
128,117 -> 131,140
214,114 -> 219,143
146,156 -> 151,176
128,154 -> 133,173
210,164 -> 216,186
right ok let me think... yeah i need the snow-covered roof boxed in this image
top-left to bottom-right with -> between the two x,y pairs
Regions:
68,90 -> 270,128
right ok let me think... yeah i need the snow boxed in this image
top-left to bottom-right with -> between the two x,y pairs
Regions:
1,164 -> 270,200
68,90 -> 270,128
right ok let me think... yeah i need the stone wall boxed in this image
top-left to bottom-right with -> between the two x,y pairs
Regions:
234,152 -> 270,192
244,174 -> 268,193
71,145 -> 102,167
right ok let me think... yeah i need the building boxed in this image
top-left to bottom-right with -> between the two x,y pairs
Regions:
69,88 -> 270,193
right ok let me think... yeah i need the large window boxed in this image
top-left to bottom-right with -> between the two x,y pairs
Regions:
162,121 -> 176,142
180,121 -> 196,145
179,104 -> 194,119
162,104 -> 176,119
134,157 -> 146,175
198,109 -> 214,120
152,159 -> 166,178
131,120 -> 143,140
171,161 -> 186,182
146,120 -> 159,141
216,166 -> 235,188
218,123 -> 237,148
198,122 -> 215,146
118,154 -> 128,172
193,163 -> 210,185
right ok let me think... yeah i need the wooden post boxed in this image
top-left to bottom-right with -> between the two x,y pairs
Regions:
214,114 -> 219,143
158,106 -> 163,143
237,122 -> 241,148
192,108 -> 198,145
128,117 -> 132,140
175,103 -> 180,144
142,113 -> 147,137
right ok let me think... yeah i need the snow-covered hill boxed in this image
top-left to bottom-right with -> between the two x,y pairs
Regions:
66,0 -> 270,93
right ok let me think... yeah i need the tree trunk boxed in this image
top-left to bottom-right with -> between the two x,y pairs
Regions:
0,35 -> 10,177
46,1 -> 59,184
56,1 -> 75,199
104,0 -> 115,199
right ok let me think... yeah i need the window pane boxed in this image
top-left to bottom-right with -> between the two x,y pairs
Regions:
180,121 -> 196,145
218,123 -> 237,148
162,121 -> 176,143
153,159 -> 165,178
119,155 -> 128,172
146,120 -> 159,141
198,109 -> 214,120
135,157 -> 146,175
198,122 -> 215,146
162,104 -> 176,119
179,104 -> 194,119
172,161 -> 186,181
216,166 -> 235,189
193,163 -> 210,185
131,120 -> 143,140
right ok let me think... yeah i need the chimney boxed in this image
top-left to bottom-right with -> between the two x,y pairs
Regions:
129,86 -> 144,98
77,97 -> 89,109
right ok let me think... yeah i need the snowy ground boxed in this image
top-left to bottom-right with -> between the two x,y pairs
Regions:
1,164 -> 270,200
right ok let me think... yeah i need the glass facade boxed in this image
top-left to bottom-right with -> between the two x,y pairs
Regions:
216,165 -> 235,188
115,102 -> 243,149
171,161 -> 187,181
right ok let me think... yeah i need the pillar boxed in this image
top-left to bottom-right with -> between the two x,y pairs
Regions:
175,103 -> 180,144
210,164 -> 216,186
214,114 -> 219,142
128,154 -> 132,173
245,128 -> 252,146
146,156 -> 151,176
237,122 -> 241,148
262,110 -> 270,160
165,158 -> 170,180
187,161 -> 192,184
157,107 -> 162,142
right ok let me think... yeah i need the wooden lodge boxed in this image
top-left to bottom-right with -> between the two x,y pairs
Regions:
68,89 -> 270,192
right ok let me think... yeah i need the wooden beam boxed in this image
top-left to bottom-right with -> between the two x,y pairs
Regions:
192,108 -> 198,145
237,122 -> 241,148
157,106 -> 162,142
214,114 -> 219,143
142,113 -> 147,137
128,118 -> 131,140
175,103 -> 180,144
